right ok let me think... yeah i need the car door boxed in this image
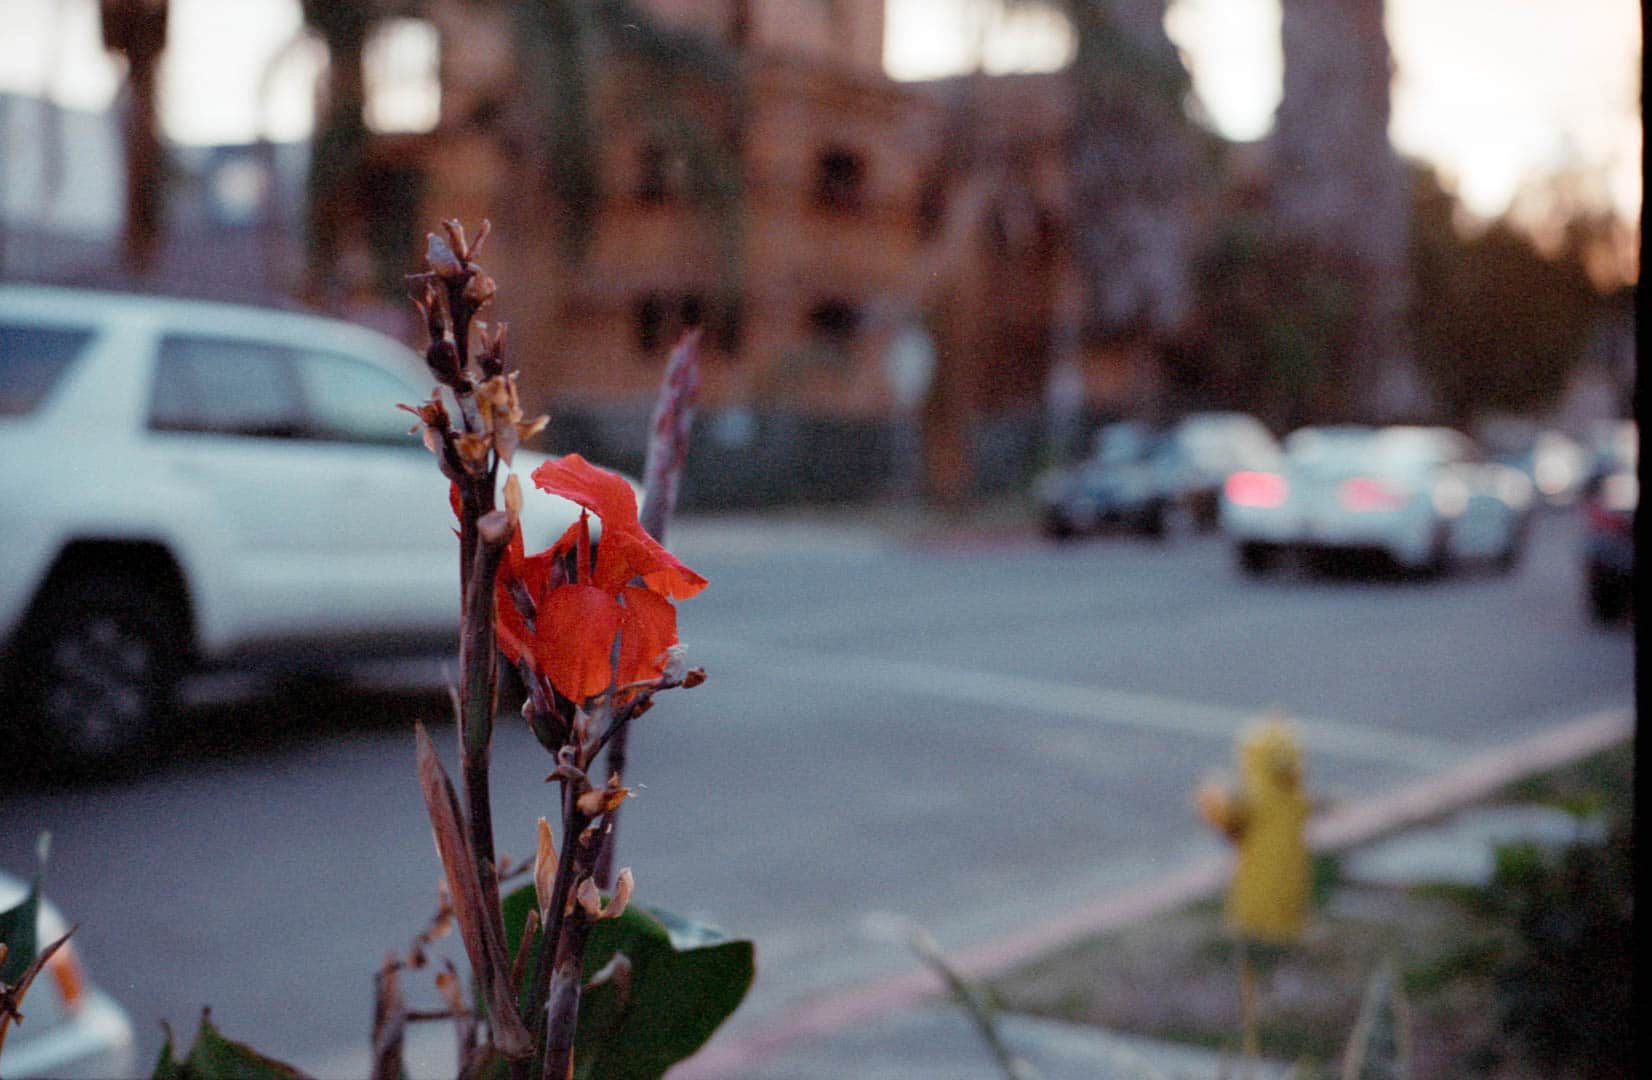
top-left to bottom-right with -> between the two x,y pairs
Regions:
146,334 -> 398,645
287,348 -> 455,640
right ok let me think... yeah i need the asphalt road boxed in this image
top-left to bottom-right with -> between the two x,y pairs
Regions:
0,507 -> 1633,1077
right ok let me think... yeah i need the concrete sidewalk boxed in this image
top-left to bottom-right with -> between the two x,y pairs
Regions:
672,707 -> 1632,1080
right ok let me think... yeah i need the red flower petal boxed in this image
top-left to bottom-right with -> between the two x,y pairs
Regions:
592,526 -> 708,599
532,453 -> 706,598
533,584 -> 623,702
530,454 -> 642,530
615,586 -> 678,687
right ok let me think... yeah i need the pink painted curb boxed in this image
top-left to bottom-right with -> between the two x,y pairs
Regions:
671,706 -> 1634,1079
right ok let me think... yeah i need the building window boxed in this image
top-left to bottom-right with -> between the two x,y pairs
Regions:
808,300 -> 859,341
635,293 -> 665,352
679,294 -> 704,329
813,147 -> 865,211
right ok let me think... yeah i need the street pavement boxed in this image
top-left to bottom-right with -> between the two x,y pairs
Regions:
0,506 -> 1633,1078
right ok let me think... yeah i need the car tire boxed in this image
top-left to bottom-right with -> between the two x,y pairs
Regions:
1237,542 -> 1278,576
11,572 -> 183,768
1586,565 -> 1626,624
1139,502 -> 1167,540
1043,513 -> 1077,541
1422,526 -> 1452,578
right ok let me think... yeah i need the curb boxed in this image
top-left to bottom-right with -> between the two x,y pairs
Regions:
671,706 -> 1634,1079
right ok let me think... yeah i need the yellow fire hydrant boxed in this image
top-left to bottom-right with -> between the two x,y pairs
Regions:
1196,714 -> 1311,944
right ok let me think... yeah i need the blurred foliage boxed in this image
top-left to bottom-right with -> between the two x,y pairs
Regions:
298,0 -> 372,299
1062,0 -> 1216,347
1182,214 -> 1357,431
1408,164 -> 1608,425
510,0 -> 745,269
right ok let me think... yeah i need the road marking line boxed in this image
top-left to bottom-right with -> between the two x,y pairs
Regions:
699,638 -> 1470,767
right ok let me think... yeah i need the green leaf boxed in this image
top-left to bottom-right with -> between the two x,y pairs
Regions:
0,878 -> 40,986
151,1025 -> 183,1080
574,905 -> 753,1080
499,883 -> 754,1080
150,1010 -> 309,1079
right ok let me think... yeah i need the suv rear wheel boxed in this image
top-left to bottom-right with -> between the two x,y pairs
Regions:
13,572 -> 183,767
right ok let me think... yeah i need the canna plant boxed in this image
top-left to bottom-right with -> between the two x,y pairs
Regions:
150,220 -> 751,1080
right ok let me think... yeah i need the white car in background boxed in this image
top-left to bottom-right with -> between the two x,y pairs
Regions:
0,284 -> 601,766
1219,425 -> 1534,577
0,870 -> 135,1079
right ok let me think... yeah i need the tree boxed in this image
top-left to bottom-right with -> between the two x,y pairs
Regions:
100,0 -> 169,275
1408,165 -> 1605,425
1061,0 -> 1212,361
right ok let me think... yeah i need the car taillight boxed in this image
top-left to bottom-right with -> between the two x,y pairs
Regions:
1225,471 -> 1287,508
1584,501 -> 1632,536
48,939 -> 85,1011
1338,476 -> 1409,512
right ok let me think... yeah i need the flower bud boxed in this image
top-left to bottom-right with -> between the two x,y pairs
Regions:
533,817 -> 557,919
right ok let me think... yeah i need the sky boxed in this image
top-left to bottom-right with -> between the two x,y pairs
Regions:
0,0 -> 1641,225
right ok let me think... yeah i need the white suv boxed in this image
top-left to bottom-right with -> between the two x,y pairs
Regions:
1,284 -> 588,764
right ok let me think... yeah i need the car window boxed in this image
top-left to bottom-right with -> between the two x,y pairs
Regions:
150,335 -> 307,438
292,350 -> 420,447
0,323 -> 94,416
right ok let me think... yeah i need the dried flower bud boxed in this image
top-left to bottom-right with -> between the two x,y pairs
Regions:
683,667 -> 708,689
426,231 -> 466,280
534,817 -> 558,919
517,414 -> 549,445
504,473 -> 522,521
478,322 -> 509,377
476,374 -> 514,412
575,877 -> 603,919
455,433 -> 491,470
464,268 -> 497,308
603,867 -> 634,921
434,965 -> 466,1016
425,337 -> 465,389
661,644 -> 687,685
576,779 -> 632,819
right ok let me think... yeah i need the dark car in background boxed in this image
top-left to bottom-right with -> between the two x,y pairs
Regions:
1036,412 -> 1278,540
1579,420 -> 1636,624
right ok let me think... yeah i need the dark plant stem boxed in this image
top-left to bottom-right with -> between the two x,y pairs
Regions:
460,512 -> 509,865
525,801 -> 594,1075
542,910 -> 594,1080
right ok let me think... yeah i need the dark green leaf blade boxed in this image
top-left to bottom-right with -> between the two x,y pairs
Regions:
574,906 -> 754,1080
0,880 -> 40,986
174,1009 -> 310,1079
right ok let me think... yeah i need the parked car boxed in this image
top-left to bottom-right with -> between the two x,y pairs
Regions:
1475,415 -> 1588,507
1219,425 -> 1534,576
0,870 -> 136,1079
1578,420 -> 1636,624
1156,412 -> 1280,530
0,284 -> 610,765
1036,421 -> 1166,538
1037,412 -> 1278,540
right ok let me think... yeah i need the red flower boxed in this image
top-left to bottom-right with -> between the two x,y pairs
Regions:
496,454 -> 705,703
